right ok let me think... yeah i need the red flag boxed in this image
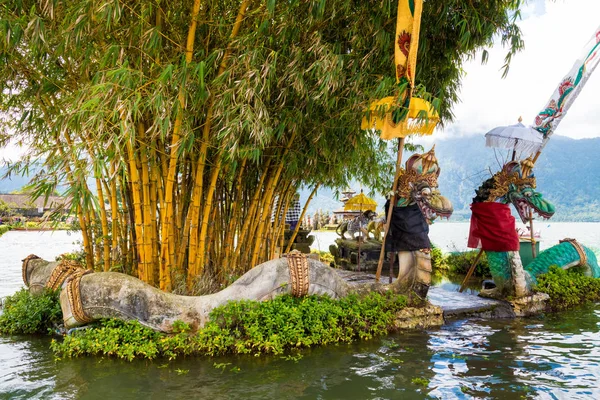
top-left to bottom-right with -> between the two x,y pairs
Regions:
468,202 -> 519,252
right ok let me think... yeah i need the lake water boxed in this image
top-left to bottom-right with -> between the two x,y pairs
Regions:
1,230 -> 600,399
310,222 -> 600,254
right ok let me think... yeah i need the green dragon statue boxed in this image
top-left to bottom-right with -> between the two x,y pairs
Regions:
471,158 -> 599,298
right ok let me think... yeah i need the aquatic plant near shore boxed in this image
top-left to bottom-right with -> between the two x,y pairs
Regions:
0,225 -> 10,237
51,292 -> 408,361
429,245 -> 490,277
443,251 -> 490,277
534,266 -> 600,311
0,289 -> 62,335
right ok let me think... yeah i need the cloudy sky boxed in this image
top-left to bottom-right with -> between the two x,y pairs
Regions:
441,0 -> 600,140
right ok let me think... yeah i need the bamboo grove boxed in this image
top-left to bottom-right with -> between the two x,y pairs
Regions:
1,0 -> 525,293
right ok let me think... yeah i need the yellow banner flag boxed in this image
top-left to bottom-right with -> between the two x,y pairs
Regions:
395,0 -> 420,85
361,0 -> 439,139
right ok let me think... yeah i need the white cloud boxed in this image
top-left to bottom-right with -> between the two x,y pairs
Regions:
441,0 -> 600,140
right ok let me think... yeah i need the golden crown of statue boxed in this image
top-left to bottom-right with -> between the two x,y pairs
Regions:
395,146 -> 440,199
486,158 -> 537,202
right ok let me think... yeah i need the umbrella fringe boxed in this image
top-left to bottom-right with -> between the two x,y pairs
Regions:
485,136 -> 542,154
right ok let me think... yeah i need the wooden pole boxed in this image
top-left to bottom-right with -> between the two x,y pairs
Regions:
375,137 -> 405,281
388,251 -> 396,284
459,249 -> 484,293
357,235 -> 361,272
529,208 -> 537,259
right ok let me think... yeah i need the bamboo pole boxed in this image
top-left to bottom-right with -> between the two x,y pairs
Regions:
192,148 -> 226,284
159,0 -> 203,291
205,201 -> 220,269
82,139 -> 111,272
109,161 -> 121,270
88,208 -> 101,268
186,0 -> 251,275
94,175 -> 110,271
375,138 -> 405,281
284,184 -> 320,253
139,123 -> 156,285
59,133 -> 94,269
529,208 -> 537,259
270,183 -> 294,259
126,136 -> 148,282
264,185 -> 288,261
221,158 -> 248,273
121,174 -> 135,273
232,160 -> 272,269
459,249 -> 484,293
250,134 -> 297,268
148,148 -> 160,283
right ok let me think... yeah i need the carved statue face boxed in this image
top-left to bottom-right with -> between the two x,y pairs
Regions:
410,182 -> 453,223
488,160 -> 556,223
395,147 -> 453,223
507,184 -> 555,223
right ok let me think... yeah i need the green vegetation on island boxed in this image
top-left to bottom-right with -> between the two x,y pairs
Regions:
50,292 -> 408,360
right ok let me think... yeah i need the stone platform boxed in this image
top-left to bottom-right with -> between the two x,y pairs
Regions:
334,269 -> 545,321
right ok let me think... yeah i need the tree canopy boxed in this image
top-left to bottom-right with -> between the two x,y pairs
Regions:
0,0 -> 525,291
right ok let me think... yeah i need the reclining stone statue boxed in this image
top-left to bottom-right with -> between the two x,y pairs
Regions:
21,252 -> 434,333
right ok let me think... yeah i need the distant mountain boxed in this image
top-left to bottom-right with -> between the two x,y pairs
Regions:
303,135 -> 600,222
3,135 -> 599,221
0,168 -> 32,194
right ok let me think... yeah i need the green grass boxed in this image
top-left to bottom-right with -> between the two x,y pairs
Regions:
51,291 -> 408,360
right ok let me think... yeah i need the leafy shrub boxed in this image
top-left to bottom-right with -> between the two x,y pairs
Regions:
534,266 -> 600,311
0,289 -> 62,335
311,250 -> 335,265
430,244 -> 446,270
51,292 -> 408,360
0,225 -> 10,237
445,251 -> 490,277
56,251 -> 87,267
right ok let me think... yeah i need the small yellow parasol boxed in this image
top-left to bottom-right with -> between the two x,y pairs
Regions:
344,192 -> 377,212
343,191 -> 377,272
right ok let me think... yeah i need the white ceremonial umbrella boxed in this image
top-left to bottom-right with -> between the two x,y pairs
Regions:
485,120 -> 543,158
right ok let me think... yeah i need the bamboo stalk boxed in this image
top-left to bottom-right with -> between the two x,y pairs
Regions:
232,160 -> 272,270
159,0 -> 203,291
87,208 -> 101,269
109,161 -> 121,270
284,183 -> 319,253
126,136 -> 148,282
149,150 -> 160,283
250,164 -> 284,268
270,183 -> 293,259
205,199 -> 220,271
250,133 -> 297,267
192,148 -> 225,284
81,139 -> 111,272
185,0 -> 251,276
221,158 -> 248,273
138,123 -> 156,285
60,133 -> 94,269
